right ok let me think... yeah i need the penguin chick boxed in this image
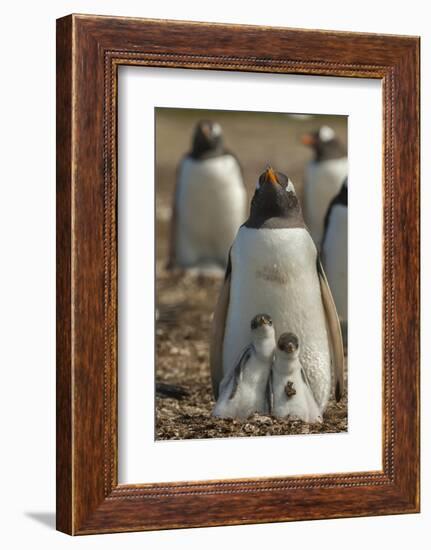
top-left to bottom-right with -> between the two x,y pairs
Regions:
212,314 -> 275,419
270,333 -> 322,423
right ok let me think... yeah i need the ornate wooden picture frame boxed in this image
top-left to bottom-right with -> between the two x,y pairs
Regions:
56,14 -> 420,535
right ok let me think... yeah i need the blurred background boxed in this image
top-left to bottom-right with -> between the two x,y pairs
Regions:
155,107 -> 347,440
156,108 -> 347,260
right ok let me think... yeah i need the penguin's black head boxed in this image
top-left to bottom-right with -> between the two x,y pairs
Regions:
246,167 -> 301,228
277,332 -> 299,355
251,313 -> 273,331
301,125 -> 346,162
190,120 -> 224,159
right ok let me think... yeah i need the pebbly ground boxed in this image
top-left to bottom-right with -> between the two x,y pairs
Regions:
155,268 -> 348,440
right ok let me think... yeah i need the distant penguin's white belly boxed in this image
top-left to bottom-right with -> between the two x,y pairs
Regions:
304,157 -> 348,248
223,227 -> 331,409
176,155 -> 246,267
322,205 -> 347,321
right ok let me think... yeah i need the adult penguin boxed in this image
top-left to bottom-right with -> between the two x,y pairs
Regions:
322,178 -> 348,345
210,167 -> 344,413
302,125 -> 348,249
168,120 -> 247,271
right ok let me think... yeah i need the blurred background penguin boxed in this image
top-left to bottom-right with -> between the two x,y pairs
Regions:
321,178 -> 348,347
301,125 -> 348,250
167,119 -> 246,274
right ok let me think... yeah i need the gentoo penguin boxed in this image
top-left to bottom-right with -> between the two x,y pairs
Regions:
210,167 -> 344,413
212,313 -> 275,419
168,120 -> 247,271
322,178 -> 348,344
302,125 -> 348,249
269,332 -> 322,422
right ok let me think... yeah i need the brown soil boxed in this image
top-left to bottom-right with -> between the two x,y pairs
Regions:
155,108 -> 348,440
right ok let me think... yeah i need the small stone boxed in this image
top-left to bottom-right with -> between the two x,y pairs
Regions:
285,381 -> 296,398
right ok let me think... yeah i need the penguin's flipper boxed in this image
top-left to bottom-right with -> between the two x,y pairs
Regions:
266,369 -> 274,415
224,149 -> 246,188
317,258 -> 344,401
210,253 -> 232,399
227,345 -> 252,400
301,367 -> 312,390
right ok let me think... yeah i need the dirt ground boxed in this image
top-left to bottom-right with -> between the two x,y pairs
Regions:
155,108 -> 348,440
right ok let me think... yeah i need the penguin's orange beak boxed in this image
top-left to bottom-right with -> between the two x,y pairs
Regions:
264,166 -> 279,186
301,133 -> 316,146
201,123 -> 211,137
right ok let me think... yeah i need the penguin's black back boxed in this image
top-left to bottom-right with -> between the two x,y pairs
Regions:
321,180 -> 348,249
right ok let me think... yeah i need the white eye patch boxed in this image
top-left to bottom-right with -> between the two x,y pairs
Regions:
319,125 -> 335,142
286,179 -> 296,193
212,122 -> 222,136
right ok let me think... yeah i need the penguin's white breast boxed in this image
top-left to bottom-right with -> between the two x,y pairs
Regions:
272,358 -> 307,416
223,227 -> 330,380
175,155 -> 246,261
177,155 -> 245,234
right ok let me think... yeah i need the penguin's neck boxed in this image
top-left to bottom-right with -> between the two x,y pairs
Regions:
245,210 -> 305,230
190,144 -> 225,160
274,354 -> 300,377
315,141 -> 346,162
252,335 -> 276,362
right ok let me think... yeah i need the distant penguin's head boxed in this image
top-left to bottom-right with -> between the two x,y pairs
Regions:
277,332 -> 300,359
191,120 -> 224,159
301,125 -> 346,162
246,166 -> 301,227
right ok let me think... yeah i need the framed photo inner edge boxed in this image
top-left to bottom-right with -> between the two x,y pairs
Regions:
56,14 -> 420,535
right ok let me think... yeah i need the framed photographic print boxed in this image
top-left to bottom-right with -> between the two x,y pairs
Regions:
56,14 -> 420,535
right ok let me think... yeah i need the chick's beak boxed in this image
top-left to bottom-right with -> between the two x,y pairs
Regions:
255,315 -> 271,328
